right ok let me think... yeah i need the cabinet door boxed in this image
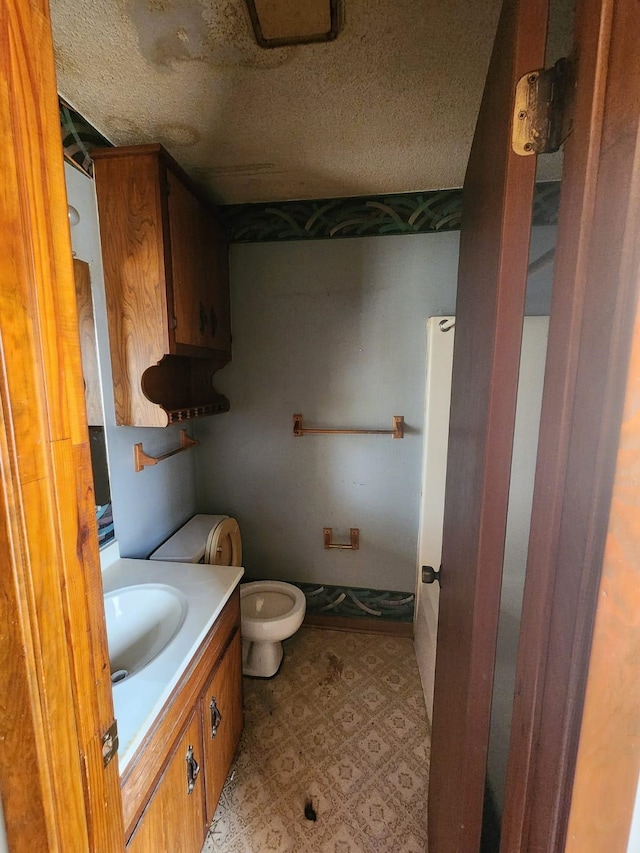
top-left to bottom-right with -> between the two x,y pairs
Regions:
127,710 -> 206,853
201,630 -> 243,823
166,170 -> 231,355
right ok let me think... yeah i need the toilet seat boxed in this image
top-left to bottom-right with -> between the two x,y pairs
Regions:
204,516 -> 242,567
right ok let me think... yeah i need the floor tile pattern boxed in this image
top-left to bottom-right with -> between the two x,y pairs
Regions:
202,627 -> 430,852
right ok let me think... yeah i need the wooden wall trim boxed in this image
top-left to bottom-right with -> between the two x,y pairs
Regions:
0,1 -> 124,850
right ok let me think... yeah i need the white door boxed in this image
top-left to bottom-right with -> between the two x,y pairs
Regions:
414,316 -> 549,741
414,316 -> 455,722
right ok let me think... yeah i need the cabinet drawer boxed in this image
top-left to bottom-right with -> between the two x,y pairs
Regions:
201,630 -> 244,823
127,709 -> 205,853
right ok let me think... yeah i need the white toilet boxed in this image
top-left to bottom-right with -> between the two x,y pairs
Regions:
150,513 -> 242,565
149,514 -> 306,678
240,580 -> 306,678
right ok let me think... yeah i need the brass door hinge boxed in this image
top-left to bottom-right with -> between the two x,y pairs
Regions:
512,56 -> 575,156
101,720 -> 119,767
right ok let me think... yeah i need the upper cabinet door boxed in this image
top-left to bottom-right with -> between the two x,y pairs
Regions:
427,0 -> 549,850
166,169 -> 231,355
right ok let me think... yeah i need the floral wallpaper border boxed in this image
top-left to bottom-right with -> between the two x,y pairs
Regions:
59,97 -> 561,241
220,182 -> 561,243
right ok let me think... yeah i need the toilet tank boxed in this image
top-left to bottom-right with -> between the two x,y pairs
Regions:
149,514 -> 228,563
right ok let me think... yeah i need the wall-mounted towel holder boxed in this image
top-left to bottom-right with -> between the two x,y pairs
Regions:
324,528 -> 360,550
134,429 -> 198,472
293,414 -> 404,439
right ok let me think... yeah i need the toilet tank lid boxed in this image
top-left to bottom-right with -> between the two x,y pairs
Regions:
149,514 -> 229,563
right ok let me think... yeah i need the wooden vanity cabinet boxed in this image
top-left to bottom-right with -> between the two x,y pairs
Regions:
126,710 -> 205,853
201,630 -> 244,824
123,590 -> 243,852
92,143 -> 231,427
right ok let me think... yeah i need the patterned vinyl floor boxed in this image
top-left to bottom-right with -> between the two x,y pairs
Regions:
202,626 -> 430,852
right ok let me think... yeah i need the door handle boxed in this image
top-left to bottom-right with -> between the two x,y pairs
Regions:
185,745 -> 200,794
199,301 -> 208,334
210,696 -> 222,738
422,565 -> 441,584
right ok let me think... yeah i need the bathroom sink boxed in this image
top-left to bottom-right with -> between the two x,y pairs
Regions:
104,584 -> 187,684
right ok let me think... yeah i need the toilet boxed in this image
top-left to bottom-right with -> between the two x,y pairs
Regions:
240,581 -> 306,678
150,513 -> 243,565
149,514 -> 306,678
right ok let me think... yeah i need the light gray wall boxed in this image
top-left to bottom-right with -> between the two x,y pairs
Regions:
195,234 -> 459,591
63,163 -> 556,581
64,163 -> 198,557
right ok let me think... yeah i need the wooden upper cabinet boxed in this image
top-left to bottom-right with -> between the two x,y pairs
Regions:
167,172 -> 231,354
92,144 -> 231,427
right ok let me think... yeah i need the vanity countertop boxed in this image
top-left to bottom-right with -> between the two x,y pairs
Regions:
102,557 -> 244,773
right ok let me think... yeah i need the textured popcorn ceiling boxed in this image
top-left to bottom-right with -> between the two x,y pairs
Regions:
50,0 -> 563,204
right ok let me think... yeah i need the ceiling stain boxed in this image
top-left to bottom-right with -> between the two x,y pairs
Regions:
125,0 -> 295,70
104,115 -> 200,147
53,41 -> 82,77
51,0 -> 566,204
155,121 -> 201,147
102,115 -> 142,139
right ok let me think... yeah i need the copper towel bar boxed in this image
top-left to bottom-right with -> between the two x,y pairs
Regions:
293,414 -> 404,439
134,429 -> 198,472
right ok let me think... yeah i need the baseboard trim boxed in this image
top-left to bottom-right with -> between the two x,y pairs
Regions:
304,614 -> 413,638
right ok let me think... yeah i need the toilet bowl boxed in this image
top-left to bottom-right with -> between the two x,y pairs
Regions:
240,581 -> 306,678
149,515 -> 306,677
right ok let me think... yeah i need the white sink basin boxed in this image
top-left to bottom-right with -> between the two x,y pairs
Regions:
104,583 -> 187,684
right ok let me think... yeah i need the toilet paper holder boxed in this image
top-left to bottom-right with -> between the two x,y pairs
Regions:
323,528 -> 360,550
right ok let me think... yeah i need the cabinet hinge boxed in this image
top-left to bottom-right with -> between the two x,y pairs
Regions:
101,720 -> 119,767
512,55 -> 575,156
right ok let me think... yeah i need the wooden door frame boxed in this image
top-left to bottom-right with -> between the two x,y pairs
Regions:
501,0 -> 640,848
0,1 -> 124,850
